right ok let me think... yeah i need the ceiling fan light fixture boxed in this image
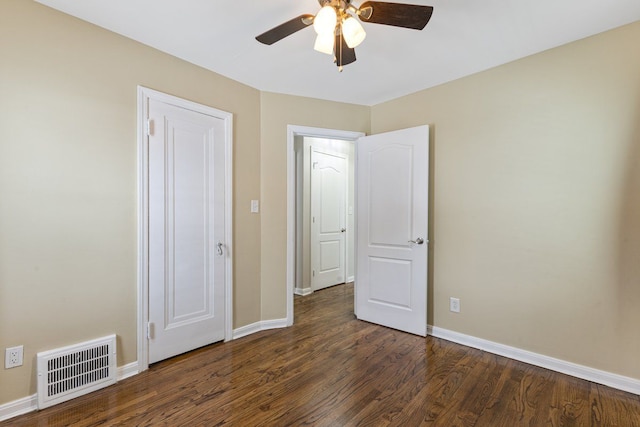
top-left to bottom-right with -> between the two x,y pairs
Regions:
314,32 -> 335,55
342,16 -> 366,48
256,1 -> 436,71
313,5 -> 337,35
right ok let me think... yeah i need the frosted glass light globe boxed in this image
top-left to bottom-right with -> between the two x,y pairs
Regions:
342,16 -> 366,48
313,5 -> 337,35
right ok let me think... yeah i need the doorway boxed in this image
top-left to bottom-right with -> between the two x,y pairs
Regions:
287,124 -> 430,335
286,126 -> 364,325
294,137 -> 355,296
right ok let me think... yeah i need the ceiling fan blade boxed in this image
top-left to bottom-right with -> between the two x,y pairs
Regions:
359,2 -> 433,30
335,33 -> 357,67
256,14 -> 314,45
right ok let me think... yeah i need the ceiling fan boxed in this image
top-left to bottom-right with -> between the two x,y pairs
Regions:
256,0 -> 434,70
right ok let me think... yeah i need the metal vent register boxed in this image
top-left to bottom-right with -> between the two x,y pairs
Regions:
37,335 -> 117,409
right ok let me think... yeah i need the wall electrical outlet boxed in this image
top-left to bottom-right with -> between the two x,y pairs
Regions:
450,297 -> 461,313
5,345 -> 24,369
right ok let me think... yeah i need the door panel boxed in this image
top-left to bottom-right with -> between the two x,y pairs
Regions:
356,125 -> 429,336
311,149 -> 347,291
369,257 -> 412,309
169,123 -> 211,324
148,98 -> 226,363
320,241 -> 340,271
369,145 -> 414,245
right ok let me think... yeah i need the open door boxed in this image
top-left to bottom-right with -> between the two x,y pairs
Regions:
355,125 -> 429,336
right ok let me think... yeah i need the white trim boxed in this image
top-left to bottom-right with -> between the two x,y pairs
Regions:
136,86 -> 149,375
294,287 -> 313,296
0,362 -> 142,422
286,125 -> 365,327
137,86 -> 233,373
0,394 -> 37,422
223,105 -> 234,344
232,319 -> 289,340
232,322 -> 262,339
428,325 -> 640,396
117,362 -> 139,381
346,275 -> 355,283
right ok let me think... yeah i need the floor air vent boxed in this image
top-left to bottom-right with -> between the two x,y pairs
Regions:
37,334 -> 117,409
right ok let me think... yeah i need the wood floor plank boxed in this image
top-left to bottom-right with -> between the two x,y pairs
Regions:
332,334 -> 428,426
390,337 -> 475,424
267,329 -> 417,425
590,382 -> 640,427
3,282 -> 640,426
471,360 -> 528,425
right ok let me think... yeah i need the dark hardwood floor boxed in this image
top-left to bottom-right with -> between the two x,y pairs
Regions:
4,283 -> 640,426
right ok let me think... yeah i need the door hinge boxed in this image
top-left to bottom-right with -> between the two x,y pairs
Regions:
312,270 -> 315,277
147,322 -> 153,340
146,119 -> 154,136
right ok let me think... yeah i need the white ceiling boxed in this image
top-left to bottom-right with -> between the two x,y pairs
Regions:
35,0 -> 640,106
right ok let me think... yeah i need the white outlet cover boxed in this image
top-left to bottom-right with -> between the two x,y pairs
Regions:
5,345 -> 24,369
450,297 -> 461,313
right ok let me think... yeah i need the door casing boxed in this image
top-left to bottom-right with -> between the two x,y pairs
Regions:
137,86 -> 233,372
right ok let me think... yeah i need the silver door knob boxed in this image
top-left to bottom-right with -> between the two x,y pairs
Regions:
408,237 -> 424,245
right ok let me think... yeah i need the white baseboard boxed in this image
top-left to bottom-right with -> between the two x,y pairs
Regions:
0,361 -> 141,422
117,361 -> 139,381
347,276 -> 354,283
0,394 -> 37,422
294,287 -> 313,296
233,318 -> 289,340
428,325 -> 640,396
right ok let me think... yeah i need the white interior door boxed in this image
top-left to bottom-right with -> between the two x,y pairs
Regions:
311,148 -> 347,291
148,98 -> 226,363
355,125 -> 429,336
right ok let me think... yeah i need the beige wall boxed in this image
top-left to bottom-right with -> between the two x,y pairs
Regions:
0,0 -> 262,404
259,93 -> 370,319
371,21 -> 640,379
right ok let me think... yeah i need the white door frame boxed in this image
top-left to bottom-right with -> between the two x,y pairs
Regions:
286,125 -> 364,326
137,86 -> 233,372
